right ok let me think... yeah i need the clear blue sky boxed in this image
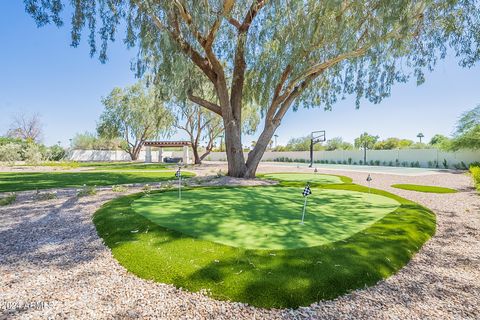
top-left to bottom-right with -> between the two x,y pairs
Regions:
1,2 -> 479,147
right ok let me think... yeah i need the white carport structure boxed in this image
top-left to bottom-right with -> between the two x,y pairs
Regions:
143,141 -> 192,164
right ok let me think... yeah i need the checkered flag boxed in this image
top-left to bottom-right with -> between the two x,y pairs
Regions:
302,184 -> 312,197
175,168 -> 181,178
366,174 -> 372,182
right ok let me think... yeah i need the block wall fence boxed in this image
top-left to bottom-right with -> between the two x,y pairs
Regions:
68,149 -> 479,169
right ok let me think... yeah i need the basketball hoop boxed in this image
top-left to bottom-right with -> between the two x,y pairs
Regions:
309,130 -> 326,167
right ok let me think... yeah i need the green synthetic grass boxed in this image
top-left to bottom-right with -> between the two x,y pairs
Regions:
261,172 -> 350,184
133,187 -> 400,250
94,182 -> 436,308
0,171 -> 194,192
19,161 -> 173,171
391,184 -> 457,193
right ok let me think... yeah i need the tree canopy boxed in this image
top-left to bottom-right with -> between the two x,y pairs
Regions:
25,0 -> 480,176
97,82 -> 174,160
450,104 -> 480,150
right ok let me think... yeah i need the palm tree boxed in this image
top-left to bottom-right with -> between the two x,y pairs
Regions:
417,133 -> 424,143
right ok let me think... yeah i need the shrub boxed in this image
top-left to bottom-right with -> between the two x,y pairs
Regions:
142,184 -> 152,196
23,143 -> 44,164
77,185 -> 97,197
359,160 -> 363,165
388,161 -> 393,166
112,185 -> 128,192
441,159 -> 448,169
35,190 -> 58,201
47,145 -> 66,161
0,143 -> 22,163
369,160 -> 375,166
374,160 -> 380,166
470,166 -> 480,191
342,160 -> 347,165
348,157 -> 352,164
0,193 -> 16,206
353,161 -> 357,165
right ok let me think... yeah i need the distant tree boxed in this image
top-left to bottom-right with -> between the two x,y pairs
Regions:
355,132 -> 379,163
417,132 -> 425,143
71,132 -> 125,150
25,1 -> 480,177
284,136 -> 324,152
325,137 -> 353,151
7,113 -> 43,142
97,82 -> 174,160
175,104 -> 223,164
429,134 -> 451,150
450,105 -> 480,150
374,137 -> 414,150
398,139 -> 415,149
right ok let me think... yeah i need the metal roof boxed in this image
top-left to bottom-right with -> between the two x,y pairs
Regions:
143,141 -> 192,147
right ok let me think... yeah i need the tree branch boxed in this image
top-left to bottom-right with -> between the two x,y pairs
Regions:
205,0 -> 236,48
188,92 -> 223,116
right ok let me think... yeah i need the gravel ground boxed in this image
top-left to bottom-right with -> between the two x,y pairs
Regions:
1,164 -> 479,319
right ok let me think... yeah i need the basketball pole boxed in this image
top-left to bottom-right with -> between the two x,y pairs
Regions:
309,130 -> 326,167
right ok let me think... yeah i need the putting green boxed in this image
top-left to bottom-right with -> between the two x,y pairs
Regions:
132,186 -> 400,250
262,173 -> 345,184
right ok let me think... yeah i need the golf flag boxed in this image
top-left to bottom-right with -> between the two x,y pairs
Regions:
302,184 -> 312,197
300,183 -> 311,224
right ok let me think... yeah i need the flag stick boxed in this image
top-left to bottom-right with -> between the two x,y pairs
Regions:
178,175 -> 181,200
300,197 -> 307,224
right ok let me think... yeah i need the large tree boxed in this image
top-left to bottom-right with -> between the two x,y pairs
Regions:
97,82 -> 174,160
25,0 -> 480,177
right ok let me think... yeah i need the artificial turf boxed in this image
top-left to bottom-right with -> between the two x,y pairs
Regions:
94,179 -> 436,308
391,184 -> 457,193
262,172 -> 350,184
132,187 -> 400,250
0,171 -> 194,192
20,161 -> 174,171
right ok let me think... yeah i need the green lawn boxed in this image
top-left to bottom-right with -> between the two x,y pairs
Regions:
391,184 -> 457,193
261,172 -> 350,184
133,187 -> 399,250
94,177 -> 436,308
20,161 -> 174,171
0,171 -> 194,192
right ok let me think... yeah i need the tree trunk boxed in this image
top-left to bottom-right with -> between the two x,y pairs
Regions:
223,116 -> 247,177
245,123 -> 277,178
130,150 -> 139,161
192,144 -> 201,164
128,144 -> 142,161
